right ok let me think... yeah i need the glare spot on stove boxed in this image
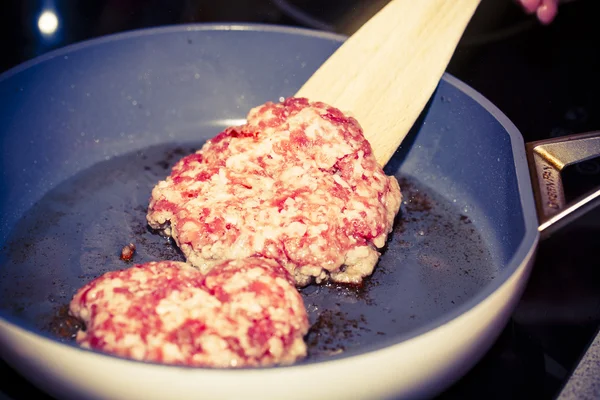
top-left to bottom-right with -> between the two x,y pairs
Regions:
38,10 -> 59,36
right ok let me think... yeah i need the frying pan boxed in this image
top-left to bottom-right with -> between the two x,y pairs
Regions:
0,24 -> 598,400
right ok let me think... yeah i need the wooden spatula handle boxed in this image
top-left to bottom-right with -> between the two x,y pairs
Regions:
296,0 -> 481,166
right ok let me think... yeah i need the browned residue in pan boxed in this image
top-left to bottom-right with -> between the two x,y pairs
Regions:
48,304 -> 82,341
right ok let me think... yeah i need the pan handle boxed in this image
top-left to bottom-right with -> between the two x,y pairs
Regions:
526,131 -> 600,238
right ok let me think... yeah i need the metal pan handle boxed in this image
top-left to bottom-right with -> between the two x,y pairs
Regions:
526,131 -> 600,238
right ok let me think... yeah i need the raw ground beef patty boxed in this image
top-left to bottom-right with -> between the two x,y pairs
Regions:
147,97 -> 402,286
69,258 -> 308,367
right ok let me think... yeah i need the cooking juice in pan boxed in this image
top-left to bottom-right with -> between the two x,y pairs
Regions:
0,143 -> 497,362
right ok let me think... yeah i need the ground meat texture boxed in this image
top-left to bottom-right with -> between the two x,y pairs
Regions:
147,97 -> 402,286
120,243 -> 135,261
69,259 -> 308,367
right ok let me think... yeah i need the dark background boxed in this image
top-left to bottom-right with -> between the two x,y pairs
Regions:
1,0 -> 599,399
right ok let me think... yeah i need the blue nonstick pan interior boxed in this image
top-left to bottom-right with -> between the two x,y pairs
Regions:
0,24 -> 539,363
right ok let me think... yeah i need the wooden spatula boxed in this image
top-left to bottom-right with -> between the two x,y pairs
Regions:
295,0 -> 482,166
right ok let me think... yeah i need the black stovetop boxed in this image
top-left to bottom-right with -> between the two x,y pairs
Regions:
1,1 -> 599,399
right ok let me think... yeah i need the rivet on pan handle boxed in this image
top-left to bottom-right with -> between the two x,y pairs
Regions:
526,131 -> 600,238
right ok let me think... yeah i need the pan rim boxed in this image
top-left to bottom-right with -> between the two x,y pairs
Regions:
0,23 -> 540,371
0,22 -> 347,83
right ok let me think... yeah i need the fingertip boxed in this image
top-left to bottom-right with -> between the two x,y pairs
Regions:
537,0 -> 558,24
519,0 -> 542,14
